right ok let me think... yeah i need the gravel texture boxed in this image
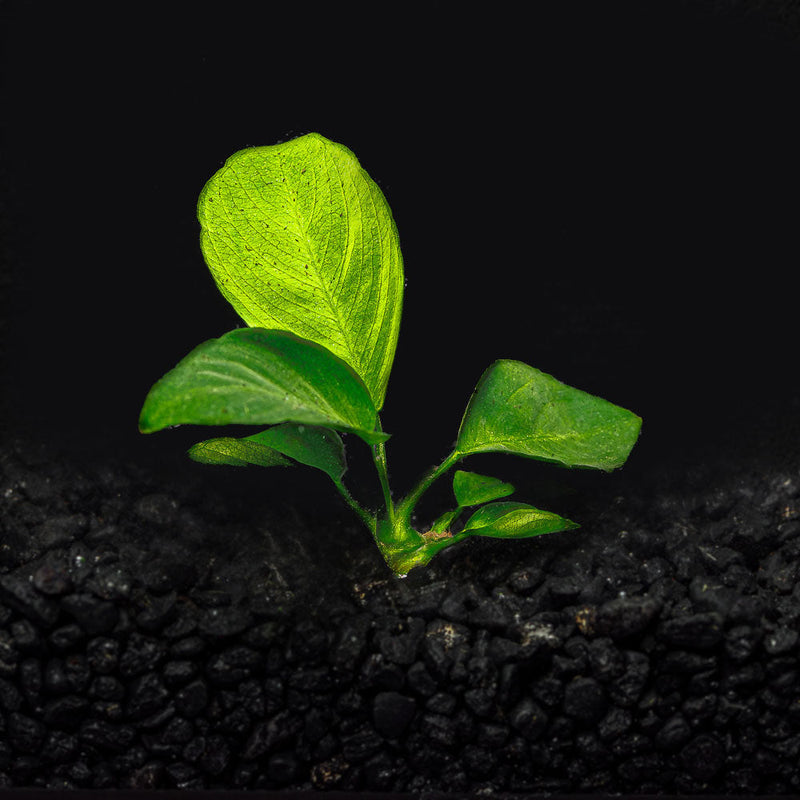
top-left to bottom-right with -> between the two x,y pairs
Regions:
1,435 -> 799,793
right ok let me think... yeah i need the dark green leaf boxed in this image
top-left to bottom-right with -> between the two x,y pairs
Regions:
456,360 -> 641,471
462,501 -> 578,539
188,423 -> 346,489
139,328 -> 388,444
250,424 -> 346,486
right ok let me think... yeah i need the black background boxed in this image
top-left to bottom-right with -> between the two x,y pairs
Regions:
2,1 -> 799,499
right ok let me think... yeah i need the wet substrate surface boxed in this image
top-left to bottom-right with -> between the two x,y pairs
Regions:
1,435 -> 800,794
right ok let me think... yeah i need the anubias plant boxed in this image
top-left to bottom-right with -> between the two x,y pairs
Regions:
139,133 -> 642,576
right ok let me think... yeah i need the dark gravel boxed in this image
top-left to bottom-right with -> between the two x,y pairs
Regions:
1,435 -> 799,793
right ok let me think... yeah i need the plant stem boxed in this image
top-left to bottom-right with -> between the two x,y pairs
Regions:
334,481 -> 375,534
397,450 -> 461,526
372,416 -> 395,528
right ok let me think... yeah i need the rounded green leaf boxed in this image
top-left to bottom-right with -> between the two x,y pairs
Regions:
139,328 -> 388,445
198,132 -> 404,409
452,470 -> 515,507
462,501 -> 578,539
456,360 -> 642,471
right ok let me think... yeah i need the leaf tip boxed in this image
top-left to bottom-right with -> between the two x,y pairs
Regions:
137,408 -> 156,435
138,391 -> 173,435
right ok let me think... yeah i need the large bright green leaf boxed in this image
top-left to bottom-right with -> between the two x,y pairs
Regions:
456,360 -> 641,471
188,424 -> 346,487
198,132 -> 404,409
139,328 -> 388,444
461,501 -> 578,539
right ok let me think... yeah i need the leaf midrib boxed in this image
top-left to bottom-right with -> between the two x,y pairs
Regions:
198,352 -> 345,422
277,145 -> 362,381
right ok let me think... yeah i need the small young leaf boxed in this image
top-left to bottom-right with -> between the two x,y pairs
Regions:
452,470 -> 514,507
198,132 -> 404,409
461,501 -> 578,539
139,328 -> 388,445
456,360 -> 641,471
188,437 -> 292,468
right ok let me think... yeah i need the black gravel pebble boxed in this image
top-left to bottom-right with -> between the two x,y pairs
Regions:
509,696 -> 548,740
563,676 -> 607,723
61,593 -> 119,635
373,690 -> 417,739
0,575 -> 59,628
2,437 -> 800,793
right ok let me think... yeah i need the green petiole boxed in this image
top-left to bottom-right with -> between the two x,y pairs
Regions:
372,416 -> 396,533
396,450 -> 461,529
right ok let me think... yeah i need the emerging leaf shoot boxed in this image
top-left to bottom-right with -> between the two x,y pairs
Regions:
140,133 -> 642,575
